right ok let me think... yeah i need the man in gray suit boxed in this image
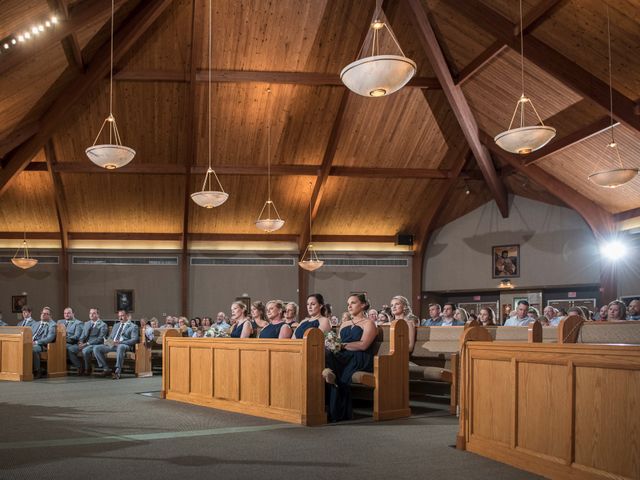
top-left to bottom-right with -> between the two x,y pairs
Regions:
57,307 -> 84,372
93,310 -> 139,380
32,306 -> 58,378
17,306 -> 35,329
72,308 -> 108,376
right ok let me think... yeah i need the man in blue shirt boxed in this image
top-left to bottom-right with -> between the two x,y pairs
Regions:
504,300 -> 532,326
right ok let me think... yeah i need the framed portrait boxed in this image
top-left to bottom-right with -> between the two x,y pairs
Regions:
12,295 -> 27,313
115,290 -> 134,313
492,244 -> 520,279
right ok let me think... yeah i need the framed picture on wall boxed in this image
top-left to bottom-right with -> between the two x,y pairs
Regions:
115,290 -> 134,313
492,244 -> 520,279
12,295 -> 27,313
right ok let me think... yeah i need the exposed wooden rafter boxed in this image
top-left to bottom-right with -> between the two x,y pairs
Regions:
0,0 -> 174,197
48,0 -> 85,73
0,121 -> 40,159
406,0 -> 509,218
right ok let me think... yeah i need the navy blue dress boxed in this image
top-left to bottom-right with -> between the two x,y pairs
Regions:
325,324 -> 374,422
230,320 -> 250,338
293,319 -> 319,339
259,322 -> 289,338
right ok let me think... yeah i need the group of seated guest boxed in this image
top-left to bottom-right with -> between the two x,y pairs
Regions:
421,303 -> 465,327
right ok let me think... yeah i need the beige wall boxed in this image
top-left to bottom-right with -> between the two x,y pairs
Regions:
617,236 -> 640,297
424,196 -> 602,291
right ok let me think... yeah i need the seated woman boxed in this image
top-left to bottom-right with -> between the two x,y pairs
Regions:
608,300 -> 628,321
478,307 -> 496,326
376,310 -> 391,325
229,301 -> 253,338
323,293 -> 377,422
293,293 -> 332,339
258,300 -> 292,339
284,302 -> 298,327
201,316 -> 212,330
251,301 -> 269,330
390,295 -> 416,352
454,307 -> 469,325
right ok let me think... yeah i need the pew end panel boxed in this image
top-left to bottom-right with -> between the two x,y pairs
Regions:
160,329 -> 181,398
39,324 -> 67,377
302,328 -> 327,426
557,315 -> 584,343
373,320 -> 411,421
0,327 -> 33,381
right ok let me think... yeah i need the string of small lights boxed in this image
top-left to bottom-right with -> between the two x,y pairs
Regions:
0,15 -> 58,53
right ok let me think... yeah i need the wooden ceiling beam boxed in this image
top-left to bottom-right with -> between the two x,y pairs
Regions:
480,130 -> 615,237
0,0 -> 122,76
48,0 -> 85,73
329,166 -> 450,179
68,232 -> 181,241
456,40 -> 507,85
0,0 -> 174,198
516,0 -> 567,36
613,207 -> 640,223
313,235 -> 397,243
406,0 -> 509,218
456,1 -> 640,133
0,121 -> 40,160
189,233 -> 299,242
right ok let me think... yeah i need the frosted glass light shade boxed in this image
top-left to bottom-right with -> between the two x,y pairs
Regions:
190,190 -> 229,208
85,144 -> 136,170
255,218 -> 285,232
494,126 -> 556,154
11,257 -> 38,269
298,259 -> 324,271
340,55 -> 416,97
588,168 -> 638,188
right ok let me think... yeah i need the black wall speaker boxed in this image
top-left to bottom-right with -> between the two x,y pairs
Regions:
396,234 -> 414,246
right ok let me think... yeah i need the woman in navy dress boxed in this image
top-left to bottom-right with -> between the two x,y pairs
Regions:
284,302 -> 299,327
293,293 -> 332,339
258,300 -> 293,339
323,293 -> 377,422
230,301 -> 253,338
251,301 -> 269,331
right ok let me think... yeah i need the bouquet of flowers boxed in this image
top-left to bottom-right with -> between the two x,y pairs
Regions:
324,331 -> 343,353
205,325 -> 230,338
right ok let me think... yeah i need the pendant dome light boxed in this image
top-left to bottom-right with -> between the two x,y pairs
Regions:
588,6 -> 638,188
85,0 -> 135,169
494,0 -> 556,154
191,0 -> 228,208
298,186 -> 324,272
340,3 -> 416,98
12,233 -> 38,270
255,88 -> 285,232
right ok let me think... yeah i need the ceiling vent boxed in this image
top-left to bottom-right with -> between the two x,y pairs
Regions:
72,256 -> 178,266
191,257 -> 295,266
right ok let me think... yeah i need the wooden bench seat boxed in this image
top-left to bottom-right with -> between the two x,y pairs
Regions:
38,324 -> 67,377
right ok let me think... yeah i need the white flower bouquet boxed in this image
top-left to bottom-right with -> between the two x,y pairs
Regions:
324,331 -> 343,353
205,325 -> 230,338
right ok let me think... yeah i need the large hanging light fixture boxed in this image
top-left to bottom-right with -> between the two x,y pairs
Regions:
298,190 -> 324,272
85,0 -> 135,169
255,88 -> 285,232
191,0 -> 228,208
12,233 -> 38,270
588,6 -> 638,188
340,4 -> 416,98
494,0 -> 555,154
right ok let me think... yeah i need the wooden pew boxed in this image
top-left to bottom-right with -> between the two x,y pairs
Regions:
151,328 -> 180,373
103,327 -> 154,377
0,327 -> 33,381
456,323 -> 640,480
39,324 -> 67,377
162,328 -> 326,426
350,319 -> 411,421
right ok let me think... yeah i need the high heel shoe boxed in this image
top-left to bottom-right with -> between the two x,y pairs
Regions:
322,368 -> 337,386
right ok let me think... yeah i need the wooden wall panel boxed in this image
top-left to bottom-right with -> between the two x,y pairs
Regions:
189,346 -> 213,397
537,124 -> 640,213
188,174 -> 314,234
53,81 -> 189,165
333,88 -> 449,169
0,166 -> 60,233
533,0 -> 640,100
60,173 -> 185,233
213,348 -> 239,400
470,358 -> 512,445
462,49 -> 582,137
574,366 -> 640,479
118,0 -> 191,72
240,349 -> 269,405
195,83 -> 343,167
0,43 -> 67,139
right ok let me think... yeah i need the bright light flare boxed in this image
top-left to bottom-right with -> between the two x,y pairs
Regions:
600,240 -> 627,261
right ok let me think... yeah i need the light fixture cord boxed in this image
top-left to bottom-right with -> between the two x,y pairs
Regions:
267,88 -> 272,216
606,5 -> 616,148
109,0 -> 114,144
208,0 -> 212,171
519,0 -> 525,97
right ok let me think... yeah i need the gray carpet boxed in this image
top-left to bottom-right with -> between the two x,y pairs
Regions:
0,375 -> 541,479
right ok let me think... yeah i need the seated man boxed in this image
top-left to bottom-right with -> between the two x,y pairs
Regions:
32,306 -> 58,378
93,310 -> 139,379
17,305 -> 35,329
57,307 -> 84,370
214,312 -> 230,329
440,303 -> 463,326
628,299 -> 640,321
70,308 -> 108,375
504,300 -> 532,326
423,303 -> 442,326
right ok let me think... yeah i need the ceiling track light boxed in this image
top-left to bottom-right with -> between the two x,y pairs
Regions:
494,0 -> 556,154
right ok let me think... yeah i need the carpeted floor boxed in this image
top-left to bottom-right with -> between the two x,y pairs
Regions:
0,375 -> 541,480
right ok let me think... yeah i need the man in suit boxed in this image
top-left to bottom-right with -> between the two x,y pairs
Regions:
32,306 -> 58,378
57,307 -> 84,371
93,310 -> 139,379
17,306 -> 35,329
71,308 -> 108,375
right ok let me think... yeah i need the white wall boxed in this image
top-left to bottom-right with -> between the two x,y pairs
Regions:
617,235 -> 640,297
424,196 -> 602,291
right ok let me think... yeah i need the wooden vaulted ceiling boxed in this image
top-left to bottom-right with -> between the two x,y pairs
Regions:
0,0 -> 639,244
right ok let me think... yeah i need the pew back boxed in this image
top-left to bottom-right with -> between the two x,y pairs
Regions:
39,324 -> 67,377
0,327 -> 33,381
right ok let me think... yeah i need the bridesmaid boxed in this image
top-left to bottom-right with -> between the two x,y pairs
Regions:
229,301 -> 253,338
293,293 -> 332,339
284,302 -> 298,327
323,293 -> 376,422
258,300 -> 292,339
389,295 -> 416,353
251,301 -> 269,330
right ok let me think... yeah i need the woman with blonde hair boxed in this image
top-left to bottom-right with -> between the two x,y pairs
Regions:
389,295 -> 416,352
230,301 -> 253,338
